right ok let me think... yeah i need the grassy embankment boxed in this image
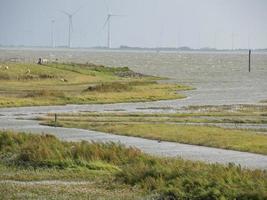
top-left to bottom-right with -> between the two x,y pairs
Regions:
0,131 -> 266,199
0,62 -> 191,107
41,105 -> 267,155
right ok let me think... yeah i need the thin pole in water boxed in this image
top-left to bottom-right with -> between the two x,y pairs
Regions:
249,49 -> 251,72
55,114 -> 57,123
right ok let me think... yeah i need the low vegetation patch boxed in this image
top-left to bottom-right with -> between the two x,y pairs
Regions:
42,111 -> 267,155
24,90 -> 65,98
0,62 -> 191,107
84,82 -> 133,93
0,131 -> 266,199
184,104 -> 267,114
0,132 -> 140,169
98,123 -> 267,155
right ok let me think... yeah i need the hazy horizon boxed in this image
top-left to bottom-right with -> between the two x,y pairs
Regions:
0,0 -> 267,49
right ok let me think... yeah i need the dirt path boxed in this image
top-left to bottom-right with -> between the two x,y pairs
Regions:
0,180 -> 92,186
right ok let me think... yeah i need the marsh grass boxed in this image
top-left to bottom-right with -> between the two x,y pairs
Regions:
0,131 -> 266,200
84,82 -> 133,93
83,80 -> 158,93
0,131 -> 141,169
24,90 -> 65,98
42,110 -> 267,155
43,111 -> 267,124
185,104 -> 267,114
0,62 -> 190,107
65,122 -> 267,155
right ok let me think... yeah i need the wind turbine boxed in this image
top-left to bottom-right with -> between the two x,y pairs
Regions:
177,31 -> 180,50
103,13 -> 124,49
247,34 -> 251,50
102,0 -> 125,49
51,19 -> 55,48
214,32 -> 217,50
231,32 -> 234,50
197,32 -> 201,49
231,32 -> 238,51
61,7 -> 82,48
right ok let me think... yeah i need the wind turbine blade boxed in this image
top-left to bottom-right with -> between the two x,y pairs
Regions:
72,5 -> 83,16
110,14 -> 126,17
60,10 -> 71,16
102,16 -> 110,29
103,0 -> 109,13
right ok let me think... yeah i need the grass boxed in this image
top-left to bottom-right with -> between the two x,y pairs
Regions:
41,111 -> 267,155
43,108 -> 267,124
0,183 -> 143,200
184,104 -> 267,115
0,62 -> 191,107
89,123 -> 267,155
0,131 -> 266,199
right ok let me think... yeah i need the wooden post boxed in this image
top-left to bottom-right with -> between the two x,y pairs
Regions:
249,49 -> 251,72
55,113 -> 57,123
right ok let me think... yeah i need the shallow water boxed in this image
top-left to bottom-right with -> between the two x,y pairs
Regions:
0,48 -> 267,169
1,48 -> 267,106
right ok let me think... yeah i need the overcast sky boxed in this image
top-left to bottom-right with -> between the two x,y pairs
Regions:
0,0 -> 266,49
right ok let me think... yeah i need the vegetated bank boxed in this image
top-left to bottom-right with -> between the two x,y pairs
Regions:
41,110 -> 267,155
0,62 -> 191,107
0,131 -> 266,200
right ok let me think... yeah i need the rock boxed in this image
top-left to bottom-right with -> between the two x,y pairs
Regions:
60,78 -> 68,82
115,71 -> 146,78
85,85 -> 97,91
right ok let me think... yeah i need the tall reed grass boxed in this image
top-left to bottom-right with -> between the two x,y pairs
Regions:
1,131 -> 266,199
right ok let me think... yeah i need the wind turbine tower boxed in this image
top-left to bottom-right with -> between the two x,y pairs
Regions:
102,0 -> 124,49
51,19 -> 55,48
231,32 -> 237,51
247,34 -> 251,50
103,14 -> 123,48
61,7 -> 81,48
106,14 -> 112,48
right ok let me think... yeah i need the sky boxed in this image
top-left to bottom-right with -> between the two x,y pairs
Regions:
0,0 -> 267,49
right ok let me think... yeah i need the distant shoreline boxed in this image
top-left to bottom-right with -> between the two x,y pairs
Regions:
0,46 -> 267,53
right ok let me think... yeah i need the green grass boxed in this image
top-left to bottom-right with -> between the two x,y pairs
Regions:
91,123 -> 267,155
41,111 -> 267,155
0,131 -> 141,169
0,131 -> 266,199
42,109 -> 267,124
0,62 -> 191,107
